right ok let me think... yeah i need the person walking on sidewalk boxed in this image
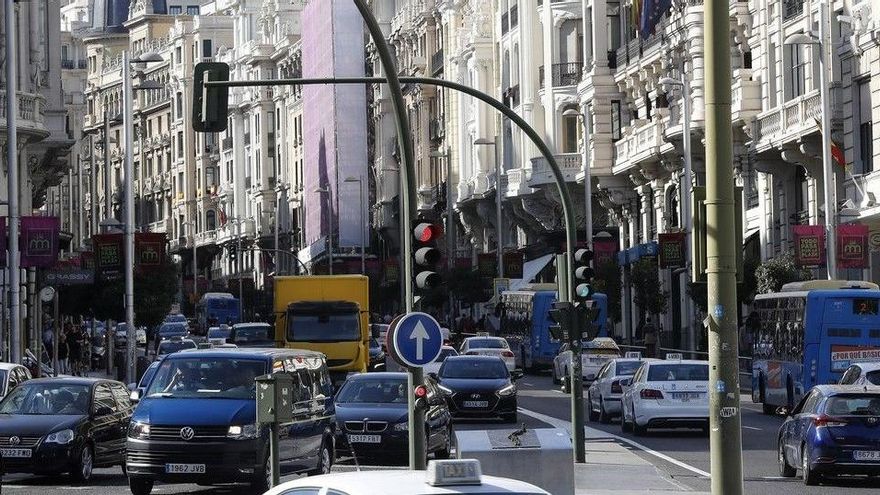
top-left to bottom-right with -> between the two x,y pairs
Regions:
643,317 -> 658,358
57,332 -> 69,375
67,324 -> 84,376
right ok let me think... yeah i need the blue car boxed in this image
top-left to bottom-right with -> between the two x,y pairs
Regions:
778,385 -> 880,485
125,348 -> 335,495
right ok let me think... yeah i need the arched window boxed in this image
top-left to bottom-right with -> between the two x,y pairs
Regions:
561,105 -> 580,153
206,210 -> 217,231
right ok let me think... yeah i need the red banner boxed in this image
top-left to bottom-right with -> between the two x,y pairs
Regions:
20,216 -> 60,268
593,239 -> 618,266
658,233 -> 686,268
135,233 -> 166,272
503,252 -> 524,279
93,234 -> 124,281
838,224 -> 869,269
793,225 -> 825,267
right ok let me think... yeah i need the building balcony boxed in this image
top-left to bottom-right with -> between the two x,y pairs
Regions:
528,153 -> 582,187
612,34 -> 664,73
147,219 -> 170,233
504,167 -> 531,198
196,230 -> 217,247
751,85 -> 842,154
613,120 -> 663,173
539,62 -> 583,89
783,0 -> 804,21
0,90 -> 47,137
731,69 -> 762,124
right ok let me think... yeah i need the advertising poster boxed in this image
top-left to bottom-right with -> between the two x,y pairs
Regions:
830,345 -> 880,372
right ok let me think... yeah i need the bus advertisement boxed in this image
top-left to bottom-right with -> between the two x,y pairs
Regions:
751,285 -> 880,413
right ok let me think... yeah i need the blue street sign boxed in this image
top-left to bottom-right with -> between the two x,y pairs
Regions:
390,312 -> 444,368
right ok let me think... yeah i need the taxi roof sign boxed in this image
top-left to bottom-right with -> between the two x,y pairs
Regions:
426,459 -> 482,486
625,351 -> 642,359
665,353 -> 683,360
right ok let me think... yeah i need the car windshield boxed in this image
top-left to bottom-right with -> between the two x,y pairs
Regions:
335,377 -> 408,404
159,323 -> 187,335
165,315 -> 187,323
158,340 -> 196,355
234,325 -> 273,344
647,364 -> 709,382
0,383 -> 91,415
139,363 -> 160,388
866,371 -> 880,386
615,361 -> 643,376
467,338 -> 507,349
288,312 -> 360,342
145,358 -> 266,399
440,359 -> 508,379
824,395 -> 880,416
207,328 -> 230,339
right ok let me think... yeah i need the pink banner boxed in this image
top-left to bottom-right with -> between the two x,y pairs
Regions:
838,224 -> 869,269
593,239 -> 618,266
792,225 -> 825,267
20,216 -> 60,268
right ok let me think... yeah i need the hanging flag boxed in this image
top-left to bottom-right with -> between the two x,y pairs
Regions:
838,224 -> 869,269
639,0 -> 672,38
813,118 -> 846,168
93,234 -> 124,281
792,225 -> 825,267
20,216 -> 60,268
135,233 -> 167,272
219,208 -> 228,226
631,0 -> 643,36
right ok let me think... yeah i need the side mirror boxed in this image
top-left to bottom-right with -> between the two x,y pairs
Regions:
511,370 -> 524,381
94,406 -> 114,417
130,387 -> 146,403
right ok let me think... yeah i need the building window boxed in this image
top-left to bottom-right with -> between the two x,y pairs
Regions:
858,80 -> 874,173
206,210 -> 217,230
169,6 -> 182,15
206,167 -> 217,187
177,132 -> 184,159
611,100 -> 622,141
784,44 -> 806,100
175,46 -> 182,63
175,93 -> 183,120
202,39 -> 212,59
561,107 -> 580,153
187,5 -> 199,15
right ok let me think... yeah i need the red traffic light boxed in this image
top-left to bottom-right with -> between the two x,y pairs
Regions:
414,223 -> 443,242
414,385 -> 428,398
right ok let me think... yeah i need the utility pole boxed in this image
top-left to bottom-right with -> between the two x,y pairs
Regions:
5,0 -> 22,364
704,0 -> 743,492
122,51 -> 136,385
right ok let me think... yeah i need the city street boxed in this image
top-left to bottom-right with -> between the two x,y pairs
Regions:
3,372 -> 880,494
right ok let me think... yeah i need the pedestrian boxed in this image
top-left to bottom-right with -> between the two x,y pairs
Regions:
643,317 -> 658,358
57,332 -> 69,375
42,322 -> 53,355
67,325 -> 83,376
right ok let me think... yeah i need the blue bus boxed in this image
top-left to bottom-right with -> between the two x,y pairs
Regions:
196,292 -> 241,333
751,281 -> 880,414
499,286 -> 608,372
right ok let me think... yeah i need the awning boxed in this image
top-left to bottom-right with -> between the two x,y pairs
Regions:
509,253 -> 555,291
618,242 -> 658,266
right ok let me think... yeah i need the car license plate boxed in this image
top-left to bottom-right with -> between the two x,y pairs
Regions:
463,400 -> 489,408
853,451 -> 880,461
348,434 -> 381,444
671,392 -> 702,402
165,463 -> 206,474
0,448 -> 31,458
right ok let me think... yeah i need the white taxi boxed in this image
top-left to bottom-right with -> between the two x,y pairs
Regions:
263,459 -> 550,495
460,336 -> 516,371
620,355 -> 710,436
587,352 -> 657,423
552,337 -> 621,385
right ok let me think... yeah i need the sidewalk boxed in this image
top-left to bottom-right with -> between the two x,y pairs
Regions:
574,439 -> 707,494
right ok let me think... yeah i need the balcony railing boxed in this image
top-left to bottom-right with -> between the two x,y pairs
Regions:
613,33 -> 664,70
61,59 -> 87,70
538,62 -> 583,89
0,90 -> 45,128
752,86 -> 842,150
528,153 -> 582,187
503,85 -> 520,108
783,0 -> 804,21
431,49 -> 444,75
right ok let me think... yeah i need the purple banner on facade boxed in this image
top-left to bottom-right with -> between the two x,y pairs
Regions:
20,216 -> 60,268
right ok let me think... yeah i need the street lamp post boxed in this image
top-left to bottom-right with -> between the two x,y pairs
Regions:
475,138 -> 503,279
314,187 -> 333,275
784,1 -> 836,280
343,176 -> 367,274
5,0 -> 21,363
563,109 -> 594,249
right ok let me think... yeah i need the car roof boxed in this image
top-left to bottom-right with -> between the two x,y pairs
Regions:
814,384 -> 880,395
265,470 -> 549,495
346,372 -> 408,381
441,346 -> 457,351
233,322 -> 271,328
26,376 -> 114,387
645,359 -> 708,367
162,347 -> 324,360
465,336 -> 504,340
445,355 -> 504,363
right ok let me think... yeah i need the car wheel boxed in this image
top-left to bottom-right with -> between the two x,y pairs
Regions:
128,478 -> 154,495
587,393 -> 599,422
778,440 -> 796,478
436,426 -> 454,459
598,398 -> 611,425
250,451 -> 271,492
631,407 -> 647,436
802,444 -> 820,486
308,436 -> 333,476
70,444 -> 93,483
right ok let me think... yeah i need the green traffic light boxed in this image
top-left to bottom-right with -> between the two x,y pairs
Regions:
575,283 -> 593,299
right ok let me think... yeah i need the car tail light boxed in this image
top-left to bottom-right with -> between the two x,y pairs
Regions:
640,389 -> 664,400
813,415 -> 848,428
502,351 -> 514,358
611,381 -> 622,394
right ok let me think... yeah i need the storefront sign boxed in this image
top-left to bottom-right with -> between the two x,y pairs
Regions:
20,216 -> 60,268
658,233 -> 686,268
93,234 -> 124,281
792,225 -> 825,267
135,233 -> 166,271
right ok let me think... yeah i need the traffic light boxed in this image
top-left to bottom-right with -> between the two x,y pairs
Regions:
414,384 -> 429,411
193,62 -> 230,133
228,243 -> 237,262
574,301 -> 601,340
573,248 -> 595,301
548,301 -> 574,342
413,221 -> 443,290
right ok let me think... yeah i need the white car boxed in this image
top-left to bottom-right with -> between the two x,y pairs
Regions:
424,346 -> 459,376
620,357 -> 710,436
460,336 -> 516,371
587,355 -> 657,423
838,362 -> 880,386
263,459 -> 550,495
0,363 -> 31,399
552,337 -> 621,385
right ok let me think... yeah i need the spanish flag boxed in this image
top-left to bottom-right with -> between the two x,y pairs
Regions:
814,118 -> 846,168
631,0 -> 643,37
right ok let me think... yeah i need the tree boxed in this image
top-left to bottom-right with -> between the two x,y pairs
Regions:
755,252 -> 812,294
592,260 -> 622,323
629,258 -> 668,319
91,260 -> 180,327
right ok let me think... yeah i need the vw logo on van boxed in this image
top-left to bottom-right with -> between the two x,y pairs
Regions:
9,436 -> 20,446
179,427 -> 195,441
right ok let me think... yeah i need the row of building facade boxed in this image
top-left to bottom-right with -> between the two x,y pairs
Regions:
14,0 -> 880,341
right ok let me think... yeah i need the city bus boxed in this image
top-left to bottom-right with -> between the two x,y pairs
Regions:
751,281 -> 880,414
499,286 -> 608,372
196,292 -> 241,334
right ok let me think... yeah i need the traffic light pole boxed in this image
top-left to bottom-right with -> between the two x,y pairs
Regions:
705,0 -> 744,492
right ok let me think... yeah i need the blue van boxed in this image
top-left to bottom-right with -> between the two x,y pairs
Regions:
125,348 -> 335,495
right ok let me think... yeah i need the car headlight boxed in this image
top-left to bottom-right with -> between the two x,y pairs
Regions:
128,421 -> 150,439
437,384 -> 453,395
45,429 -> 75,445
393,421 -> 408,432
497,384 -> 516,397
228,423 -> 260,440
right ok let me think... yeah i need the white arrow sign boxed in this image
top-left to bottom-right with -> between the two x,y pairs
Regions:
410,320 -> 431,361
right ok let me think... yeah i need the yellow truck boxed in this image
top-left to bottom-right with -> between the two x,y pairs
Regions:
274,275 -> 369,379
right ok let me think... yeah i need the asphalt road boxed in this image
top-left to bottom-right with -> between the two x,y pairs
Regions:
515,372 -> 880,495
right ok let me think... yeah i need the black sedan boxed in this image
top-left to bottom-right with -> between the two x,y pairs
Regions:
433,356 -> 522,423
334,372 -> 453,463
0,377 -> 133,482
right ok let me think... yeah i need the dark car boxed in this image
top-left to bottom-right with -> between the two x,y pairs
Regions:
228,323 -> 274,348
434,356 -> 522,423
334,372 -> 452,463
778,385 -> 880,485
0,377 -> 133,482
125,348 -> 335,495
156,338 -> 197,358
368,337 -> 385,371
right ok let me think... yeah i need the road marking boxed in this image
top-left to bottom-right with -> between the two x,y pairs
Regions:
743,425 -> 762,431
518,407 -> 712,479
